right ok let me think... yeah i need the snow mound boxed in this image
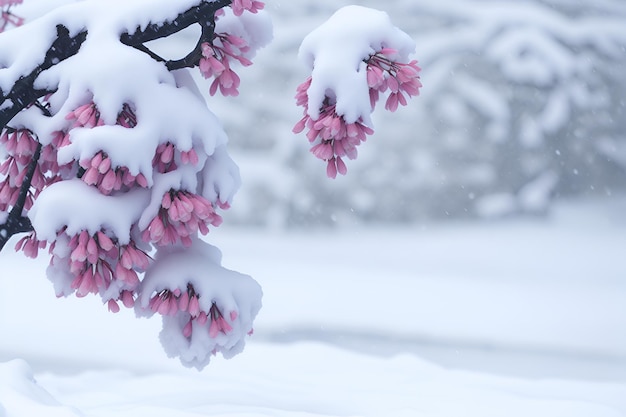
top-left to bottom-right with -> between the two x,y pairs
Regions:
0,359 -> 80,417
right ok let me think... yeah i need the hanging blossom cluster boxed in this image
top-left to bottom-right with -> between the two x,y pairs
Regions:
366,49 -> 422,113
0,0 -> 23,32
67,103 -> 150,194
0,97 -> 77,213
293,80 -> 374,179
198,34 -> 250,97
135,242 -> 262,368
293,48 -> 421,178
197,0 -> 264,96
10,100 -> 226,308
142,189 -> 223,247
0,129 -> 40,211
46,227 -> 149,313
145,285 -> 239,340
153,142 -> 199,173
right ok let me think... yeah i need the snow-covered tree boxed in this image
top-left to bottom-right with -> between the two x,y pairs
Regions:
0,1 -> 420,368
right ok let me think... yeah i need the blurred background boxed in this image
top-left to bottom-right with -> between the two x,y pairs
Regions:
205,0 -> 626,228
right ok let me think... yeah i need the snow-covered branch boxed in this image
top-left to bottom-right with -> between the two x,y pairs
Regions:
0,0 -> 273,369
0,24 -> 85,128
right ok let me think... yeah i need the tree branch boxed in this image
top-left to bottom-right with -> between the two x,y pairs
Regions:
120,0 -> 228,71
166,18 -> 216,71
0,24 -> 87,128
119,0 -> 230,45
0,142 -> 41,251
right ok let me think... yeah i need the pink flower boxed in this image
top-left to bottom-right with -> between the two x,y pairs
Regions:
152,142 -> 199,174
14,232 -> 47,259
183,320 -> 193,337
292,87 -> 373,178
107,299 -> 121,313
230,0 -> 264,16
79,150 -> 148,195
153,142 -> 177,173
198,32 -> 252,97
364,53 -> 422,111
48,228 -> 147,306
293,50 -> 421,178
141,189 -> 223,247
147,284 -> 205,319
310,142 -> 334,160
208,303 -> 233,338
180,149 -> 199,165
65,103 -> 103,129
148,288 -> 183,317
120,290 -> 135,308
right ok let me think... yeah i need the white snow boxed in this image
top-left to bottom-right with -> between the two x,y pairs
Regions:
29,179 -> 149,243
1,197 -> 626,416
298,5 -> 415,124
137,239 -> 262,369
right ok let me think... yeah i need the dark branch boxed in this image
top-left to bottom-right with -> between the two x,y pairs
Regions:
0,142 -> 41,251
166,18 -> 216,71
121,0 -> 228,71
0,25 -> 87,128
120,0 -> 230,45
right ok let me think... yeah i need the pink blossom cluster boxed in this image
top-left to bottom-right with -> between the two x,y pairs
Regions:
65,102 -> 104,130
152,142 -> 199,174
79,151 -> 148,195
45,227 -> 150,311
198,32 -> 252,97
292,78 -> 374,179
229,0 -> 264,17
365,49 -> 422,112
0,122 -> 75,213
147,284 -> 237,340
61,102 -> 148,194
39,131 -> 70,178
107,290 -> 135,313
52,102 -> 136,153
67,230 -> 148,295
14,231 -> 46,258
0,128 -> 41,210
61,101 -> 136,139
293,50 -> 421,178
142,189 -> 223,247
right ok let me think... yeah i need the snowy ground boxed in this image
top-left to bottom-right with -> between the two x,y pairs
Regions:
1,197 -> 626,416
